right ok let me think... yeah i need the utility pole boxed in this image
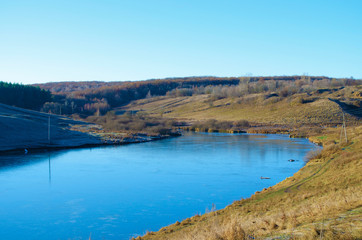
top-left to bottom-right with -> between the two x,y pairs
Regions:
340,111 -> 348,143
343,112 -> 348,143
48,115 -> 51,144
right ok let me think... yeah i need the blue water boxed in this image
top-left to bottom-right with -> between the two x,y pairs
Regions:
0,132 -> 316,240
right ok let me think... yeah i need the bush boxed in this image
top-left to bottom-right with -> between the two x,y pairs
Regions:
86,111 -> 178,135
234,120 -> 250,128
305,149 -> 323,162
192,119 -> 249,132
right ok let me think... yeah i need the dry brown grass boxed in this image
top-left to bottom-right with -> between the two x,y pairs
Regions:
121,90 -> 361,127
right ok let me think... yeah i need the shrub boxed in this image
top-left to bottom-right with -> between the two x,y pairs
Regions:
234,120 -> 250,128
86,111 -> 178,135
305,149 -> 323,162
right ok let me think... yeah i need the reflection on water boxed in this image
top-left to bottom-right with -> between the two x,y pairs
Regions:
0,150 -> 66,170
0,132 -> 317,240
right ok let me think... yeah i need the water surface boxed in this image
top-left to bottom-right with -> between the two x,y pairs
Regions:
0,132 -> 316,239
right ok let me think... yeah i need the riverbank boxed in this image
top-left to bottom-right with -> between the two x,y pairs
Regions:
136,125 -> 362,239
0,103 -> 180,154
179,124 -> 322,141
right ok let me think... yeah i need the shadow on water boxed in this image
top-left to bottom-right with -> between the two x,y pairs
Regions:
0,143 -> 129,172
0,150 -> 67,171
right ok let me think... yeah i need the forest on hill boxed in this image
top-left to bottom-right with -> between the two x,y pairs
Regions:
33,76 -> 360,118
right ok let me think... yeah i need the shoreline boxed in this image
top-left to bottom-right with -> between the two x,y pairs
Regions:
1,125 -> 322,155
179,125 -> 324,146
0,103 -> 183,155
0,133 -> 180,155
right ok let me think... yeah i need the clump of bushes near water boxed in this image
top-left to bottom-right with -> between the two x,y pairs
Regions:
86,111 -> 180,135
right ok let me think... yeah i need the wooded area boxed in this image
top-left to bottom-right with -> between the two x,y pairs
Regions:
34,76 -> 360,117
3,76 -> 359,116
0,81 -> 52,110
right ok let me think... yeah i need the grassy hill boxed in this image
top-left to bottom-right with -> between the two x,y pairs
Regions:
121,86 -> 361,127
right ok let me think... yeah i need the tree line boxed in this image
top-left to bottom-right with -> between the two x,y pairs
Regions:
39,77 -> 241,116
30,76 -> 361,116
0,81 -> 52,110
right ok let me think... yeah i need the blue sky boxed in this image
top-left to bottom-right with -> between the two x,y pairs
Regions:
1,0 -> 361,84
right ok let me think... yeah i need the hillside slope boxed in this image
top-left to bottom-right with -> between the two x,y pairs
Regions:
122,90 -> 361,126
0,103 -> 102,152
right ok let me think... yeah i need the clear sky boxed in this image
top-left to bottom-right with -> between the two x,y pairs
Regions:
1,0 -> 361,84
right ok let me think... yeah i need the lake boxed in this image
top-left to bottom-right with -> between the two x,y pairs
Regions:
0,132 -> 317,240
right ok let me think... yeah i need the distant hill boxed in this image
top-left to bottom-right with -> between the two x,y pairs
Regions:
32,76 -> 361,117
33,81 -> 126,93
33,76 -> 344,94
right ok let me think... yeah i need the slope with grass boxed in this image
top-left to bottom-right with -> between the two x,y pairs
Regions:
137,126 -> 362,240
0,103 -> 102,152
122,86 -> 361,126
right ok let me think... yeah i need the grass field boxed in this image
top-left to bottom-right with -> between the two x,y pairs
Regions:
122,88 -> 360,127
